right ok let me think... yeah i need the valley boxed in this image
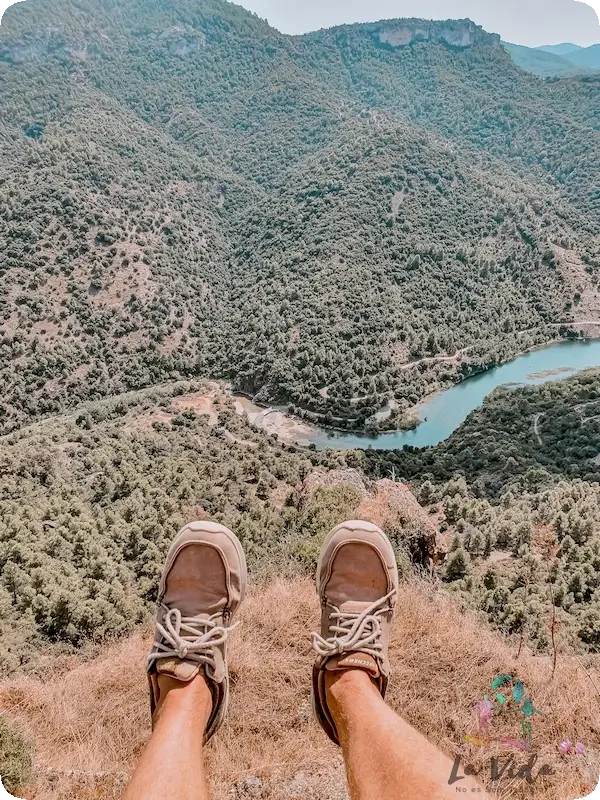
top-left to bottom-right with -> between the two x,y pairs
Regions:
2,4 -> 600,434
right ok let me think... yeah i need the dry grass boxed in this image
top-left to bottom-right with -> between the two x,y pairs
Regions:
1,578 -> 598,800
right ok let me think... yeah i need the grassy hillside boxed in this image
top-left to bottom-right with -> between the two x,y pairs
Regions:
2,1 -> 600,432
1,578 -> 598,799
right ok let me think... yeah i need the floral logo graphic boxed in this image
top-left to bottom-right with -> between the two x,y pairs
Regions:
464,674 -> 544,752
452,673 -> 590,788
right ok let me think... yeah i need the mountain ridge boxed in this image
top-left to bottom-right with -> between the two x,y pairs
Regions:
305,17 -> 501,48
537,43 -> 583,56
563,42 -> 600,69
503,41 -> 592,77
506,39 -> 600,76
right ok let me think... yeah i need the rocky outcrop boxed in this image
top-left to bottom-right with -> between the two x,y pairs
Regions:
302,470 -> 441,569
155,25 -> 206,58
370,18 -> 501,49
355,479 -> 438,567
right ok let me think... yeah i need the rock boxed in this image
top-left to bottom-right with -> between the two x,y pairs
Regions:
356,480 -> 437,568
236,776 -> 263,798
303,468 -> 367,496
372,18 -> 501,48
300,470 -> 442,568
283,770 -> 311,798
295,697 -> 312,723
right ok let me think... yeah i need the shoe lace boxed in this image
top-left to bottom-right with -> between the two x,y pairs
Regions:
311,589 -> 396,663
148,606 -> 239,671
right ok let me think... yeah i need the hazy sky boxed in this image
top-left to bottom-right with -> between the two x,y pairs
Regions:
1,0 -> 599,46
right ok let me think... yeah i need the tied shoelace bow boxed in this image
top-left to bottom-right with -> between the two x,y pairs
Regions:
311,589 -> 397,663
148,606 -> 239,670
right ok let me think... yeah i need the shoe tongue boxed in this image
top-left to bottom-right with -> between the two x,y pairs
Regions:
156,657 -> 201,682
325,651 -> 380,678
155,612 -> 227,684
339,600 -> 370,614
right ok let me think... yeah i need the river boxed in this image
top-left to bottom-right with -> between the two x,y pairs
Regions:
310,339 -> 600,451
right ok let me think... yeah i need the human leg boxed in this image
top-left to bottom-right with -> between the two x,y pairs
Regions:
326,669 -> 489,800
123,521 -> 247,800
311,520 -> 489,800
123,674 -> 212,800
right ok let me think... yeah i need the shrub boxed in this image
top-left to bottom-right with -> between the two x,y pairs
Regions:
0,715 -> 32,794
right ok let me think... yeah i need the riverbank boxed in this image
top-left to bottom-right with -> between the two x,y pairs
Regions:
229,329 -> 600,451
232,395 -> 315,446
311,339 -> 600,451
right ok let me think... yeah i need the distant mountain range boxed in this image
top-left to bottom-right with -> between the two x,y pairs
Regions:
504,40 -> 600,77
538,43 -> 584,57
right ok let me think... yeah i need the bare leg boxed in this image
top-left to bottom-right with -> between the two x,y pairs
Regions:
124,521 -> 246,800
123,674 -> 212,800
327,670 -> 490,800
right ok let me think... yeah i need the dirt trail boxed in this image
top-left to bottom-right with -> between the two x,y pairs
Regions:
551,320 -> 600,326
396,319 -> 600,373
397,346 -> 471,371
533,412 -> 543,446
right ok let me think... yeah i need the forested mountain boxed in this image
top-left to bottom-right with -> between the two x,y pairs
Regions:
2,0 -> 600,434
538,44 -> 583,57
563,43 -> 600,70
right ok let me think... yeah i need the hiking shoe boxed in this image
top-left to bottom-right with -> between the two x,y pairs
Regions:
147,521 -> 247,743
311,520 -> 398,744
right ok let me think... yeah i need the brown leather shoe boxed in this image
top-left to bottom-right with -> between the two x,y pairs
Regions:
311,520 -> 398,744
147,521 -> 247,743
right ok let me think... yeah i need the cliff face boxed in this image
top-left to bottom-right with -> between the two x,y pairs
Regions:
372,18 -> 501,48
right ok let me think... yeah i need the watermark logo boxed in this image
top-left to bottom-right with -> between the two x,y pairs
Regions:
450,673 -> 592,790
466,673 -> 543,752
449,753 -> 552,788
450,674 -> 551,787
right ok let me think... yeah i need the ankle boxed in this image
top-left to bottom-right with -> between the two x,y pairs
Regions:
325,668 -> 378,709
324,668 -> 380,742
155,672 -> 212,718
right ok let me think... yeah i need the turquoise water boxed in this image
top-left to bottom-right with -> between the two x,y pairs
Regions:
311,339 -> 600,451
